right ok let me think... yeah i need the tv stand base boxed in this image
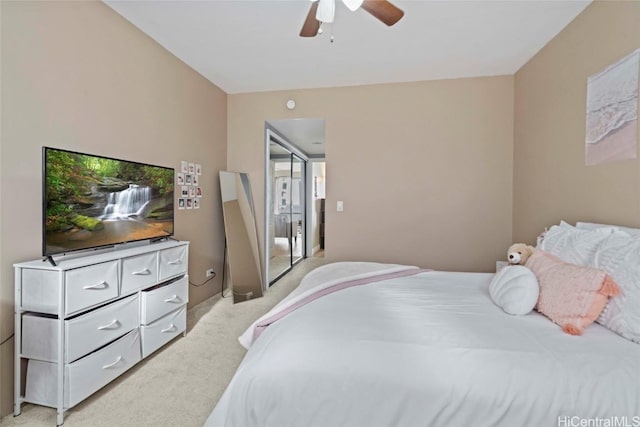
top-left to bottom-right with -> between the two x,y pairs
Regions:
42,256 -> 57,267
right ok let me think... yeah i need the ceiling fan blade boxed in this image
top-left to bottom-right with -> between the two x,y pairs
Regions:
300,2 -> 320,37
361,0 -> 404,26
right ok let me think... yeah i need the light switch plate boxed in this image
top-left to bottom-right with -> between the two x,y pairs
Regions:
337,201 -> 344,212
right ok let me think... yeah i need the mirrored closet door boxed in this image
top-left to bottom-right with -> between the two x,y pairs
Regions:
268,139 -> 306,284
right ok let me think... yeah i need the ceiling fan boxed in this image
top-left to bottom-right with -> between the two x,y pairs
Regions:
300,0 -> 404,37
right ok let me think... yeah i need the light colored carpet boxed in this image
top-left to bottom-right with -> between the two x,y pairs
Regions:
2,257 -> 328,427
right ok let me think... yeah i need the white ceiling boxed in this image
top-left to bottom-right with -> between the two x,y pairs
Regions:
104,0 -> 591,95
104,0 -> 590,155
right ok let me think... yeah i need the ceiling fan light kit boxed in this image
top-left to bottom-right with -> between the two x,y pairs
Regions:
299,0 -> 404,38
316,0 -> 335,23
342,0 -> 364,12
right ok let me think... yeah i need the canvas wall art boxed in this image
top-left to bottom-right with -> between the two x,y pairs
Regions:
585,49 -> 639,166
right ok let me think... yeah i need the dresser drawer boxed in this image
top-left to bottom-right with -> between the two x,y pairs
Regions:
21,269 -> 61,315
158,245 -> 187,281
140,276 -> 188,325
65,261 -> 119,315
140,306 -> 186,358
22,294 -> 139,363
67,294 -> 139,362
121,252 -> 158,295
25,329 -> 141,409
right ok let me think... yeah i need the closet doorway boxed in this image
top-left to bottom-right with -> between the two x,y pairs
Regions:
265,119 -> 325,286
268,140 -> 305,284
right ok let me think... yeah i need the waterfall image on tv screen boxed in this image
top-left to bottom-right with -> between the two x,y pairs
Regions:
43,147 -> 174,256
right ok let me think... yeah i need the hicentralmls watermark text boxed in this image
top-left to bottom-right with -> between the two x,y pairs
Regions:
558,416 -> 640,427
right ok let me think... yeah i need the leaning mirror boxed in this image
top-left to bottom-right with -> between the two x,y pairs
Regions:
219,171 -> 263,303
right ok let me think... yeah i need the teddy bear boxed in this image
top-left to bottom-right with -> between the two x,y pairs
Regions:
507,243 -> 535,265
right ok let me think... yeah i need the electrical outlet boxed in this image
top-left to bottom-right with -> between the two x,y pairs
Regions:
206,268 -> 215,278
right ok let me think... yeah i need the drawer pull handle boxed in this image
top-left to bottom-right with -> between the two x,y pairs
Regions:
83,281 -> 108,290
132,268 -> 151,276
102,356 -> 123,369
164,295 -> 182,304
161,324 -> 177,333
167,259 -> 182,265
97,319 -> 120,330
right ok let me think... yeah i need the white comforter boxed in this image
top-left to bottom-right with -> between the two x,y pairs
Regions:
207,262 -> 640,427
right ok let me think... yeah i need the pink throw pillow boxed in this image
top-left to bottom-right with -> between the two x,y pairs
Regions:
525,250 -> 620,335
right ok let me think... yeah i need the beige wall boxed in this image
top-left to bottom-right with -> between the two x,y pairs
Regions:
514,1 -> 640,244
229,76 -> 515,272
0,1 -> 227,416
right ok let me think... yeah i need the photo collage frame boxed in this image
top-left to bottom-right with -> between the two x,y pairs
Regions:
178,161 -> 203,210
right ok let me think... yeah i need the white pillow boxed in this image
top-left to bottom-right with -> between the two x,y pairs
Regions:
576,221 -> 640,239
538,224 -> 614,266
592,232 -> 640,343
489,266 -> 539,316
537,220 -> 574,245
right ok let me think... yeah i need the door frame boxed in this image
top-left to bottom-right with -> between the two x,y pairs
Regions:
264,126 -> 309,288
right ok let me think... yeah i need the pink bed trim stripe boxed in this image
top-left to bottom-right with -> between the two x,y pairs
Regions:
252,268 -> 431,343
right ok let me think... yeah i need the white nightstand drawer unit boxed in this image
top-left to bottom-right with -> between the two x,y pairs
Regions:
121,252 -> 158,295
25,329 -> 142,409
158,245 -> 188,281
141,276 -> 189,325
22,294 -> 139,363
141,306 -> 186,358
65,261 -> 119,315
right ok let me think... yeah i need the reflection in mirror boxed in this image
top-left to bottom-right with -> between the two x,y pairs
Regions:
219,171 -> 263,303
268,142 -> 306,284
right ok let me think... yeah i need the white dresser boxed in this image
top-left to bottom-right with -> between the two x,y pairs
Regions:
13,240 -> 189,425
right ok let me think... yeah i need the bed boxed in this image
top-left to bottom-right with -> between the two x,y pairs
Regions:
206,227 -> 640,427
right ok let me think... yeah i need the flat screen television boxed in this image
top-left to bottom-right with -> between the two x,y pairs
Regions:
43,147 -> 175,257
